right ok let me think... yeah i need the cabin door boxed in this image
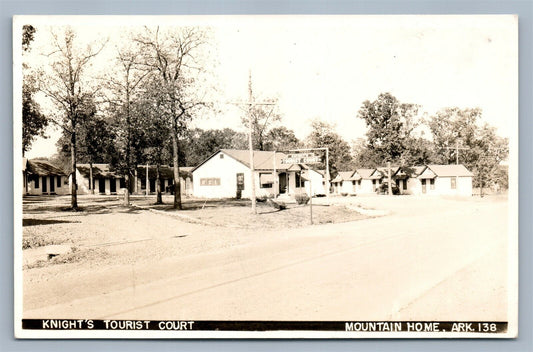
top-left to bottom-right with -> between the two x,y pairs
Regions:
99,178 -> 105,193
278,172 -> 287,194
50,177 -> 55,193
110,179 -> 116,193
421,179 -> 427,194
42,176 -> 47,193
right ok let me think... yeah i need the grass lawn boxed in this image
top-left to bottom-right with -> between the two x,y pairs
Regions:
134,196 -> 370,229
21,195 -> 371,269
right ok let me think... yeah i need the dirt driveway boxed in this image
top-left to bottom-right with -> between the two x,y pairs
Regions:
21,194 -> 510,321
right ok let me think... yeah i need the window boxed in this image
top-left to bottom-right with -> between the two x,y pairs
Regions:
34,176 -> 39,188
236,173 -> 244,190
56,176 -> 61,187
295,172 -> 304,188
119,178 -> 126,188
451,177 -> 457,189
430,178 -> 435,190
219,154 -> 224,159
259,173 -> 273,188
200,178 -> 221,186
372,179 -> 376,191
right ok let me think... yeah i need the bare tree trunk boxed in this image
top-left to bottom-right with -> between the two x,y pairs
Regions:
89,161 -> 94,195
156,163 -> 162,204
171,121 -> 182,210
387,161 -> 392,196
146,163 -> 149,197
70,130 -> 78,210
124,83 -> 131,206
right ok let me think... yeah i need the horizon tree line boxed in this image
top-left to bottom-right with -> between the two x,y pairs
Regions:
22,26 -> 509,209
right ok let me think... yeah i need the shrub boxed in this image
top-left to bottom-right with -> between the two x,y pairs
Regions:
341,192 -> 348,197
256,195 -> 267,202
295,193 -> 310,205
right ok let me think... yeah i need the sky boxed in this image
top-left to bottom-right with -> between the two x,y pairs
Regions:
16,15 -> 518,159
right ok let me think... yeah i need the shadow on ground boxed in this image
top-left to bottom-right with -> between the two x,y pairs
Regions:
23,218 -> 81,226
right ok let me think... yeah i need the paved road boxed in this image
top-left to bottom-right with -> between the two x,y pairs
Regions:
24,197 -> 509,321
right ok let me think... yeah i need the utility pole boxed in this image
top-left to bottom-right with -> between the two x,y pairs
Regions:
248,71 -> 257,214
445,141 -> 469,165
229,71 -> 277,213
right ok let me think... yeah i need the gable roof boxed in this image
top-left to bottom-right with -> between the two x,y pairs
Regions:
418,167 -> 437,179
331,171 -> 354,183
356,168 -> 376,179
426,164 -> 474,177
77,164 -> 117,178
27,160 -> 67,176
191,149 -> 321,173
411,166 -> 427,176
369,169 -> 384,179
221,149 -> 294,171
137,165 -> 191,179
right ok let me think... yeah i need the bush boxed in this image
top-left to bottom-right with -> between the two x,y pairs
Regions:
295,193 -> 310,205
341,192 -> 348,197
256,195 -> 268,202
378,183 -> 400,195
256,194 -> 275,202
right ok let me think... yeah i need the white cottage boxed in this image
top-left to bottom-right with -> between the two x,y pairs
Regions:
74,164 -> 126,195
414,164 -> 473,196
74,163 -> 193,196
191,149 -> 326,199
331,171 -> 360,195
354,168 -> 378,194
24,159 -> 69,195
134,165 -> 193,196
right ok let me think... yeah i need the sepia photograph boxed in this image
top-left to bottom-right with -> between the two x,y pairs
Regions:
13,15 -> 518,338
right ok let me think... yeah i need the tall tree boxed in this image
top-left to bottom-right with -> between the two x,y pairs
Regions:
429,107 -> 508,195
184,128 -> 247,167
263,126 -> 301,152
357,92 -> 420,165
38,27 -> 105,209
135,26 -> 210,209
137,77 -> 174,204
306,120 -> 353,177
428,107 -> 481,165
105,39 -> 151,205
22,25 -> 48,156
57,95 -> 116,194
